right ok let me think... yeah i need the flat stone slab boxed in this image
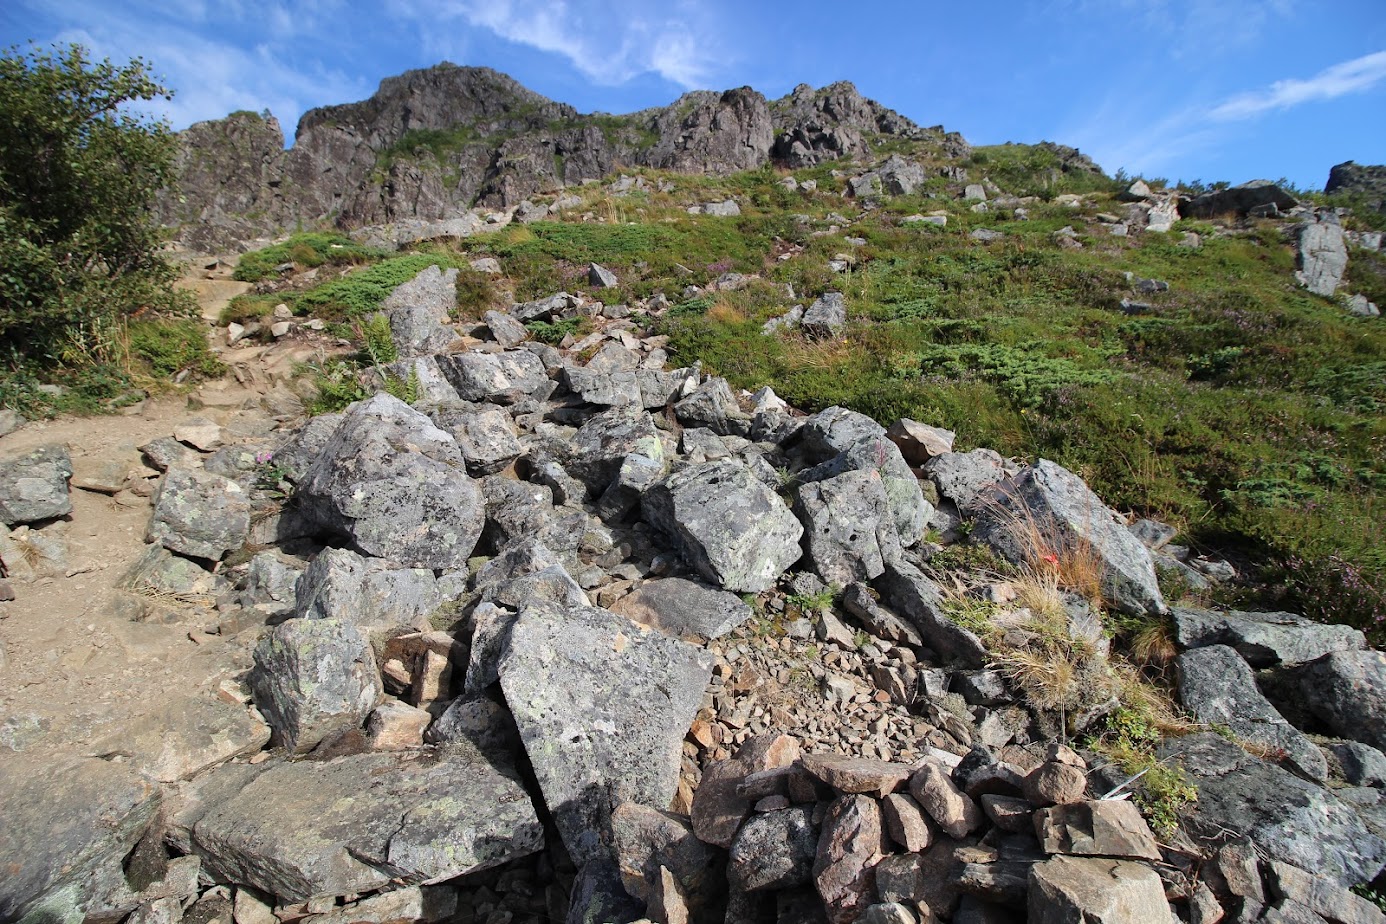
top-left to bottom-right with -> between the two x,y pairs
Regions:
0,754 -> 162,922
608,576 -> 753,640
1171,606 -> 1365,667
87,693 -> 269,783
193,747 -> 543,902
499,601 -> 712,865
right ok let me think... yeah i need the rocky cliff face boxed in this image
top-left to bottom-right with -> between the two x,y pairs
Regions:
1326,160 -> 1386,213
158,64 -> 968,249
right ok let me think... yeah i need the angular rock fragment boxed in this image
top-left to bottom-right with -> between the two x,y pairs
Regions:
800,754 -> 912,798
440,349 -> 550,403
1291,649 -> 1386,752
566,406 -> 666,495
297,394 -> 485,570
910,759 -> 984,839
974,459 -> 1164,617
193,747 -> 542,901
295,546 -> 442,634
1028,856 -> 1176,923
380,264 -> 461,357
499,601 -> 712,864
609,576 -> 752,640
247,618 -> 382,754
729,807 -> 819,891
693,735 -> 801,848
146,467 -> 251,561
643,460 -> 803,593
794,469 -> 900,585
814,795 -> 885,924
1176,644 -> 1326,781
0,444 -> 73,524
1034,801 -> 1161,861
1171,606 -> 1365,668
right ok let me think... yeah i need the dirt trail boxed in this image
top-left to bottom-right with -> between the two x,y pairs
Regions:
0,259 -> 316,759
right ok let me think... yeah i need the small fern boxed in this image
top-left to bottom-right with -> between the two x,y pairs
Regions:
358,314 -> 398,365
382,368 -> 420,404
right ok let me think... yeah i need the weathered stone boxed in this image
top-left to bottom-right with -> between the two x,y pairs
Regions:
729,807 -> 819,892
643,459 -> 803,593
874,559 -> 988,666
1161,732 -> 1386,885
795,469 -> 901,586
1176,645 -> 1327,781
609,577 -> 752,640
801,754 -> 912,797
1028,856 -> 1176,923
1182,180 -> 1298,218
295,546 -> 442,634
0,754 -> 162,922
1295,210 -> 1348,297
802,292 -> 847,339
610,802 -> 722,909
121,543 -> 216,598
247,618 -> 382,754
1265,859 -> 1386,924
192,747 -> 542,901
146,467 -> 251,560
982,795 -> 1035,834
974,460 -> 1165,617
814,795 -> 884,924
439,349 -> 549,403
499,600 -> 712,864
674,377 -> 750,437
87,694 -> 269,783
596,452 -> 666,522
483,309 -> 529,348
298,394 -> 485,570
566,406 -> 665,495
1171,606 -> 1365,668
925,449 -> 1009,514
910,759 -> 984,839
589,262 -> 618,288
425,402 -> 523,475
880,793 -> 933,852
1292,649 -> 1386,751
380,264 -> 461,357
799,406 -> 931,548
365,701 -> 432,750
1327,741 -> 1386,787
479,474 -> 557,551
693,735 -> 801,848
422,693 -> 517,755
887,419 -> 954,464
239,551 -> 302,618
1034,801 -> 1161,861
841,583 -> 923,648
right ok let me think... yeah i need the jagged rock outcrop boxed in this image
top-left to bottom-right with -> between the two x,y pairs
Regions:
1326,160 -> 1386,212
160,65 -> 965,248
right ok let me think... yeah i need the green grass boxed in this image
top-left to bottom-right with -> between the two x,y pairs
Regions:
232,232 -> 381,282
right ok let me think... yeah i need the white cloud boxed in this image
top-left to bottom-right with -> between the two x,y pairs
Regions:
19,0 -> 368,136
1209,50 -> 1386,121
393,0 -> 726,89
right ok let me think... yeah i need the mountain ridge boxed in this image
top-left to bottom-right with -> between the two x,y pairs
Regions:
157,62 -> 973,248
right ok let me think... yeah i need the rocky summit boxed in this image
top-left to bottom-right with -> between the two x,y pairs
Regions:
3,61 -> 1386,924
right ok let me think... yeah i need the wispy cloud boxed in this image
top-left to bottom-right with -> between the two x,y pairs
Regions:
1209,50 -> 1386,121
15,0 -> 368,135
392,0 -> 726,89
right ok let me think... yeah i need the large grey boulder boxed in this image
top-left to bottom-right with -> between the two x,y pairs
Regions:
0,444 -> 73,524
193,746 -> 543,902
800,406 -> 931,548
247,618 -> 382,754
608,576 -> 752,640
298,394 -> 485,570
974,460 -> 1164,617
0,754 -> 162,922
674,377 -> 750,437
1295,210 -> 1348,297
1182,180 -> 1298,218
295,546 -> 442,634
566,405 -> 666,496
1171,606 -> 1365,667
1161,732 -> 1386,885
802,292 -> 847,339
643,459 -> 804,593
498,601 -> 712,865
794,468 -> 901,585
925,449 -> 1009,513
483,309 -> 529,348
439,349 -> 550,403
146,466 -> 251,560
1028,856 -> 1176,924
1292,649 -> 1386,751
561,367 -> 683,408
876,155 -> 926,196
424,401 -> 523,475
379,263 -> 461,357
1175,645 -> 1326,781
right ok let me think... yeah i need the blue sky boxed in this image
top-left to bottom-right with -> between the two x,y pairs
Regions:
3,1 -> 1384,190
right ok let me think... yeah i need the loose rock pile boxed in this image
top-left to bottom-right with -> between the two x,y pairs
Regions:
2,264 -> 1384,924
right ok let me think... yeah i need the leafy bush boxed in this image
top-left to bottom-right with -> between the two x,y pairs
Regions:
0,43 -> 191,376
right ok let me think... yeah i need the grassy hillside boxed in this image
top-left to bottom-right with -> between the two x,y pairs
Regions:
236,141 -> 1386,644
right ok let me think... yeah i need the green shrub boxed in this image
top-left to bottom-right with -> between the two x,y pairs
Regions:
127,319 -> 224,379
293,254 -> 465,320
233,232 -> 379,282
